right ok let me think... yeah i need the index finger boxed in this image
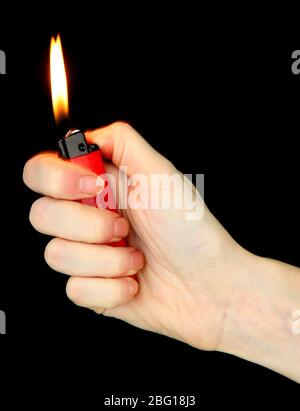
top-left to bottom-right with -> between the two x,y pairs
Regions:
23,152 -> 101,200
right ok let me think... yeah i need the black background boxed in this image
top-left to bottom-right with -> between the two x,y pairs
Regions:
0,4 -> 299,407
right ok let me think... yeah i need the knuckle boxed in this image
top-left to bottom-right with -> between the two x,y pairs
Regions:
112,121 -> 133,138
29,197 -> 49,231
66,278 -> 82,305
23,158 -> 34,187
44,238 -> 62,270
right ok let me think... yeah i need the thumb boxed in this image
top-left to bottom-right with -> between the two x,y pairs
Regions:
86,122 -> 174,176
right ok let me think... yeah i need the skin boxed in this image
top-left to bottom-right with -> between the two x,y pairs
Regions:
23,122 -> 300,383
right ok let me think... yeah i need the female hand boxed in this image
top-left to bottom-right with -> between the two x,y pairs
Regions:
23,122 -> 300,382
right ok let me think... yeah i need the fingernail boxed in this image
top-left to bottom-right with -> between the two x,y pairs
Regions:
127,279 -> 138,296
129,250 -> 145,272
113,218 -> 128,239
79,175 -> 104,195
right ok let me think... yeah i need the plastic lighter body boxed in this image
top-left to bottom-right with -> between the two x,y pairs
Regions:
58,129 -> 126,247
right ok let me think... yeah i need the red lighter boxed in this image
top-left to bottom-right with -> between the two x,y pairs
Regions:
50,35 -> 126,248
58,128 -> 126,247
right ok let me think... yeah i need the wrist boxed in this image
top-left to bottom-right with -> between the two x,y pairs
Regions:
217,253 -> 300,382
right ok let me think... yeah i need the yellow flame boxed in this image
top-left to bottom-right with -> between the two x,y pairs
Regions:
50,35 -> 69,124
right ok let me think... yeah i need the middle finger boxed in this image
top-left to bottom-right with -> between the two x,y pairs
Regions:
30,197 -> 129,243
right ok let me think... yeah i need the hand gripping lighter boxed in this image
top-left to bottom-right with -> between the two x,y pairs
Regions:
58,128 -> 126,247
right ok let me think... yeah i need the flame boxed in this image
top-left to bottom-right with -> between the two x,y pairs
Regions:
50,35 -> 69,124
